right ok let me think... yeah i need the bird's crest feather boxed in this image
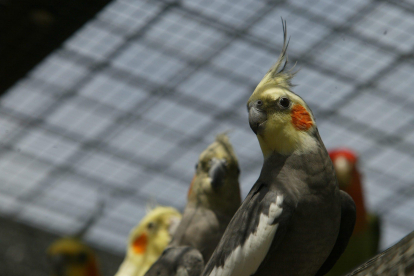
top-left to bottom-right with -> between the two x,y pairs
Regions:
146,198 -> 158,213
258,19 -> 297,91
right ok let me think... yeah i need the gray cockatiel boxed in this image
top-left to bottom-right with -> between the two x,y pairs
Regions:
145,247 -> 204,276
169,133 -> 241,263
145,134 -> 241,276
202,22 -> 356,276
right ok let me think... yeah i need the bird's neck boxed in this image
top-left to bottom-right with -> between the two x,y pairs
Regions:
258,125 -> 318,158
259,140 -> 335,196
188,188 -> 241,217
261,153 -> 289,173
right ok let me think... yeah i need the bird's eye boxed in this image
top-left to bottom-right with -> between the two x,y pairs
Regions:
279,97 -> 290,108
147,222 -> 155,230
256,100 -> 263,106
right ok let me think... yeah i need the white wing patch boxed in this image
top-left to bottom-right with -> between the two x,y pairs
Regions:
208,195 -> 284,276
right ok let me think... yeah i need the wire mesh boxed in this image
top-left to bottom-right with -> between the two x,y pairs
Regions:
0,0 -> 414,259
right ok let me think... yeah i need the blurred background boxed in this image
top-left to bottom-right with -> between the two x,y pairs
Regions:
1,0 -> 414,275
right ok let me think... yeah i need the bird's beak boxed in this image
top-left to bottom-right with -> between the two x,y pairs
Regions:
209,158 -> 227,190
248,105 -> 267,135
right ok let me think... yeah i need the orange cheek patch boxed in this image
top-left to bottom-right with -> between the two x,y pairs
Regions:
291,104 -> 313,131
132,233 -> 147,254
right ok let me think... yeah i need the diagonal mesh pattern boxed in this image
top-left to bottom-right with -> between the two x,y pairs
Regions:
1,0 -> 414,256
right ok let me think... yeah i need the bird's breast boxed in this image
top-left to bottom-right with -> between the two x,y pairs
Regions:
257,188 -> 341,276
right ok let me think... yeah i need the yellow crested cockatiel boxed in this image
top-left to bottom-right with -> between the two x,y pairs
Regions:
47,238 -> 101,276
202,22 -> 356,276
327,148 -> 381,276
47,201 -> 104,276
115,206 -> 182,276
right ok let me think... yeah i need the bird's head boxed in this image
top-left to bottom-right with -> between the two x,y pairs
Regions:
329,148 -> 358,190
329,148 -> 368,233
187,133 -> 241,211
247,22 -> 317,158
127,206 -> 181,263
47,238 -> 100,276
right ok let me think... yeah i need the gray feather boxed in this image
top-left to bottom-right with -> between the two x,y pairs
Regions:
203,133 -> 344,276
145,246 -> 204,276
315,191 -> 357,276
169,134 -> 241,262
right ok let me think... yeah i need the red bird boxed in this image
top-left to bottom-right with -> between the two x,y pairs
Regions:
327,148 -> 381,275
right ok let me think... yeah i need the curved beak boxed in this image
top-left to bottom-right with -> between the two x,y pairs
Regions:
249,107 -> 267,135
209,158 -> 227,190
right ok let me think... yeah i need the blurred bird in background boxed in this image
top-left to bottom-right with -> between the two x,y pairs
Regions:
115,206 -> 181,276
327,148 -> 381,276
145,133 -> 241,276
168,133 -> 241,263
47,238 -> 101,276
47,202 -> 104,276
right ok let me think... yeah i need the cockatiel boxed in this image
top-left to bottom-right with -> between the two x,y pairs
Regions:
47,238 -> 100,276
115,206 -> 182,276
168,133 -> 241,263
202,22 -> 356,276
145,246 -> 204,276
326,148 -> 381,276
144,134 -> 241,276
47,201 -> 104,276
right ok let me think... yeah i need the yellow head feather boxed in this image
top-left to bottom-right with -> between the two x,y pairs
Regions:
255,20 -> 296,92
115,206 -> 181,276
187,133 -> 241,214
248,20 -> 317,157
